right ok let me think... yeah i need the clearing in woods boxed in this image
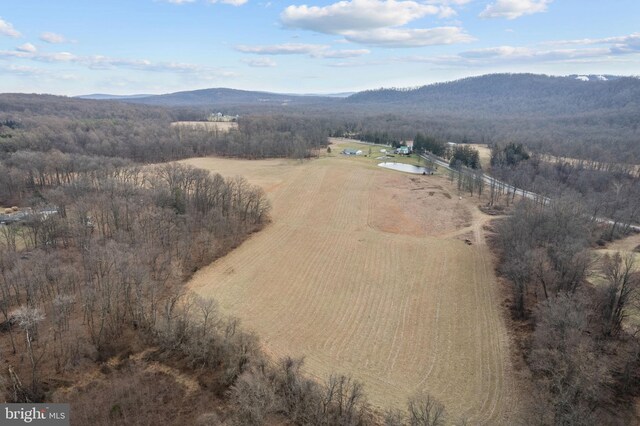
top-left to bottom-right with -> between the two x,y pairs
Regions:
184,144 -> 525,424
170,121 -> 238,132
466,143 -> 492,169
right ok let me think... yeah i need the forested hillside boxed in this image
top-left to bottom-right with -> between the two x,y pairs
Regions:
108,74 -> 640,164
347,73 -> 640,116
0,95 -> 328,163
123,88 -> 335,108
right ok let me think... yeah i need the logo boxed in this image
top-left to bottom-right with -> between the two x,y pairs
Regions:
1,404 -> 69,425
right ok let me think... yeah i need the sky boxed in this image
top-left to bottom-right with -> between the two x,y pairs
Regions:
0,0 -> 639,95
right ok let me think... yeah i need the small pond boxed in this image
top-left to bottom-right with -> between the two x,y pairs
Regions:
378,162 -> 431,174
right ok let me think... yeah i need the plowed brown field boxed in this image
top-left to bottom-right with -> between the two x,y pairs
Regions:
184,148 -> 525,424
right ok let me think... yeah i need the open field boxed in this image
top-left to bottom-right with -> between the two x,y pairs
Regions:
328,138 -> 443,172
466,144 -> 492,169
330,138 -> 492,171
170,121 -> 238,132
184,141 -> 526,423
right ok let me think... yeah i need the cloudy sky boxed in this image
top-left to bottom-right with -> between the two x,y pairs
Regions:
1,0 -> 639,95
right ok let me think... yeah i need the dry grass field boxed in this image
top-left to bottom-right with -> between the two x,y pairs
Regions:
184,143 -> 526,423
171,121 -> 238,132
466,143 -> 492,169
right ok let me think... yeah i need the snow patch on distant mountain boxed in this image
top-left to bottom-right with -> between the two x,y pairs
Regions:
575,75 -> 590,82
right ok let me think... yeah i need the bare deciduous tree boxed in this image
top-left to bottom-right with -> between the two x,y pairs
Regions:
599,252 -> 639,337
407,391 -> 446,426
13,306 -> 46,395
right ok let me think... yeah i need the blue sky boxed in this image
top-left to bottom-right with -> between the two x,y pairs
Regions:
1,0 -> 639,95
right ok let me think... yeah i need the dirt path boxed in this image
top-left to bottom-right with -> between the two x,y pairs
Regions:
184,154 -> 526,423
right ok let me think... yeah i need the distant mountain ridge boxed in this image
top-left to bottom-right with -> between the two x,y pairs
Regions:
74,73 -> 640,118
114,88 -> 336,107
344,73 -> 640,116
76,93 -> 154,100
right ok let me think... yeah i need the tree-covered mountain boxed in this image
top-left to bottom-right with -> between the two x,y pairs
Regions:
105,74 -> 640,118
121,88 -> 335,107
76,94 -> 154,100
345,73 -> 640,117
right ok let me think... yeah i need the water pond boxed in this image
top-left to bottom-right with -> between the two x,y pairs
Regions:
377,162 -> 432,175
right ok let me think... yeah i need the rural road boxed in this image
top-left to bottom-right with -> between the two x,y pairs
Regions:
419,152 -> 550,205
419,152 -> 640,232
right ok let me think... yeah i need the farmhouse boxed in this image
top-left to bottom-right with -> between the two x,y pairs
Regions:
395,146 -> 410,155
342,148 -> 362,156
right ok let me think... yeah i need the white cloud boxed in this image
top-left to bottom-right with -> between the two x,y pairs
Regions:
480,0 -> 552,20
280,0 -> 472,48
326,59 -> 387,67
437,6 -> 457,18
318,49 -> 370,58
343,26 -> 473,47
0,17 -> 21,38
236,43 -> 328,55
164,0 -> 247,5
282,0 -> 442,33
40,32 -> 67,44
16,43 -> 37,53
425,0 -> 472,4
235,43 -> 371,58
543,33 -> 640,49
208,0 -> 248,5
0,64 -> 46,76
43,52 -> 78,62
242,57 -> 277,67
0,48 -> 237,78
398,32 -> 640,67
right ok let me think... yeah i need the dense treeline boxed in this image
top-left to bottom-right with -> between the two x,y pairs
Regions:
0,162 -> 269,389
413,133 -> 446,157
487,134 -> 640,425
0,94 -> 330,165
494,198 -> 640,425
448,145 -> 481,169
490,154 -> 640,234
490,143 -> 530,168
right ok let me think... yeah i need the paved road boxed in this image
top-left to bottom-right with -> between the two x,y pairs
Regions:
419,153 -> 551,204
420,153 -> 640,232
